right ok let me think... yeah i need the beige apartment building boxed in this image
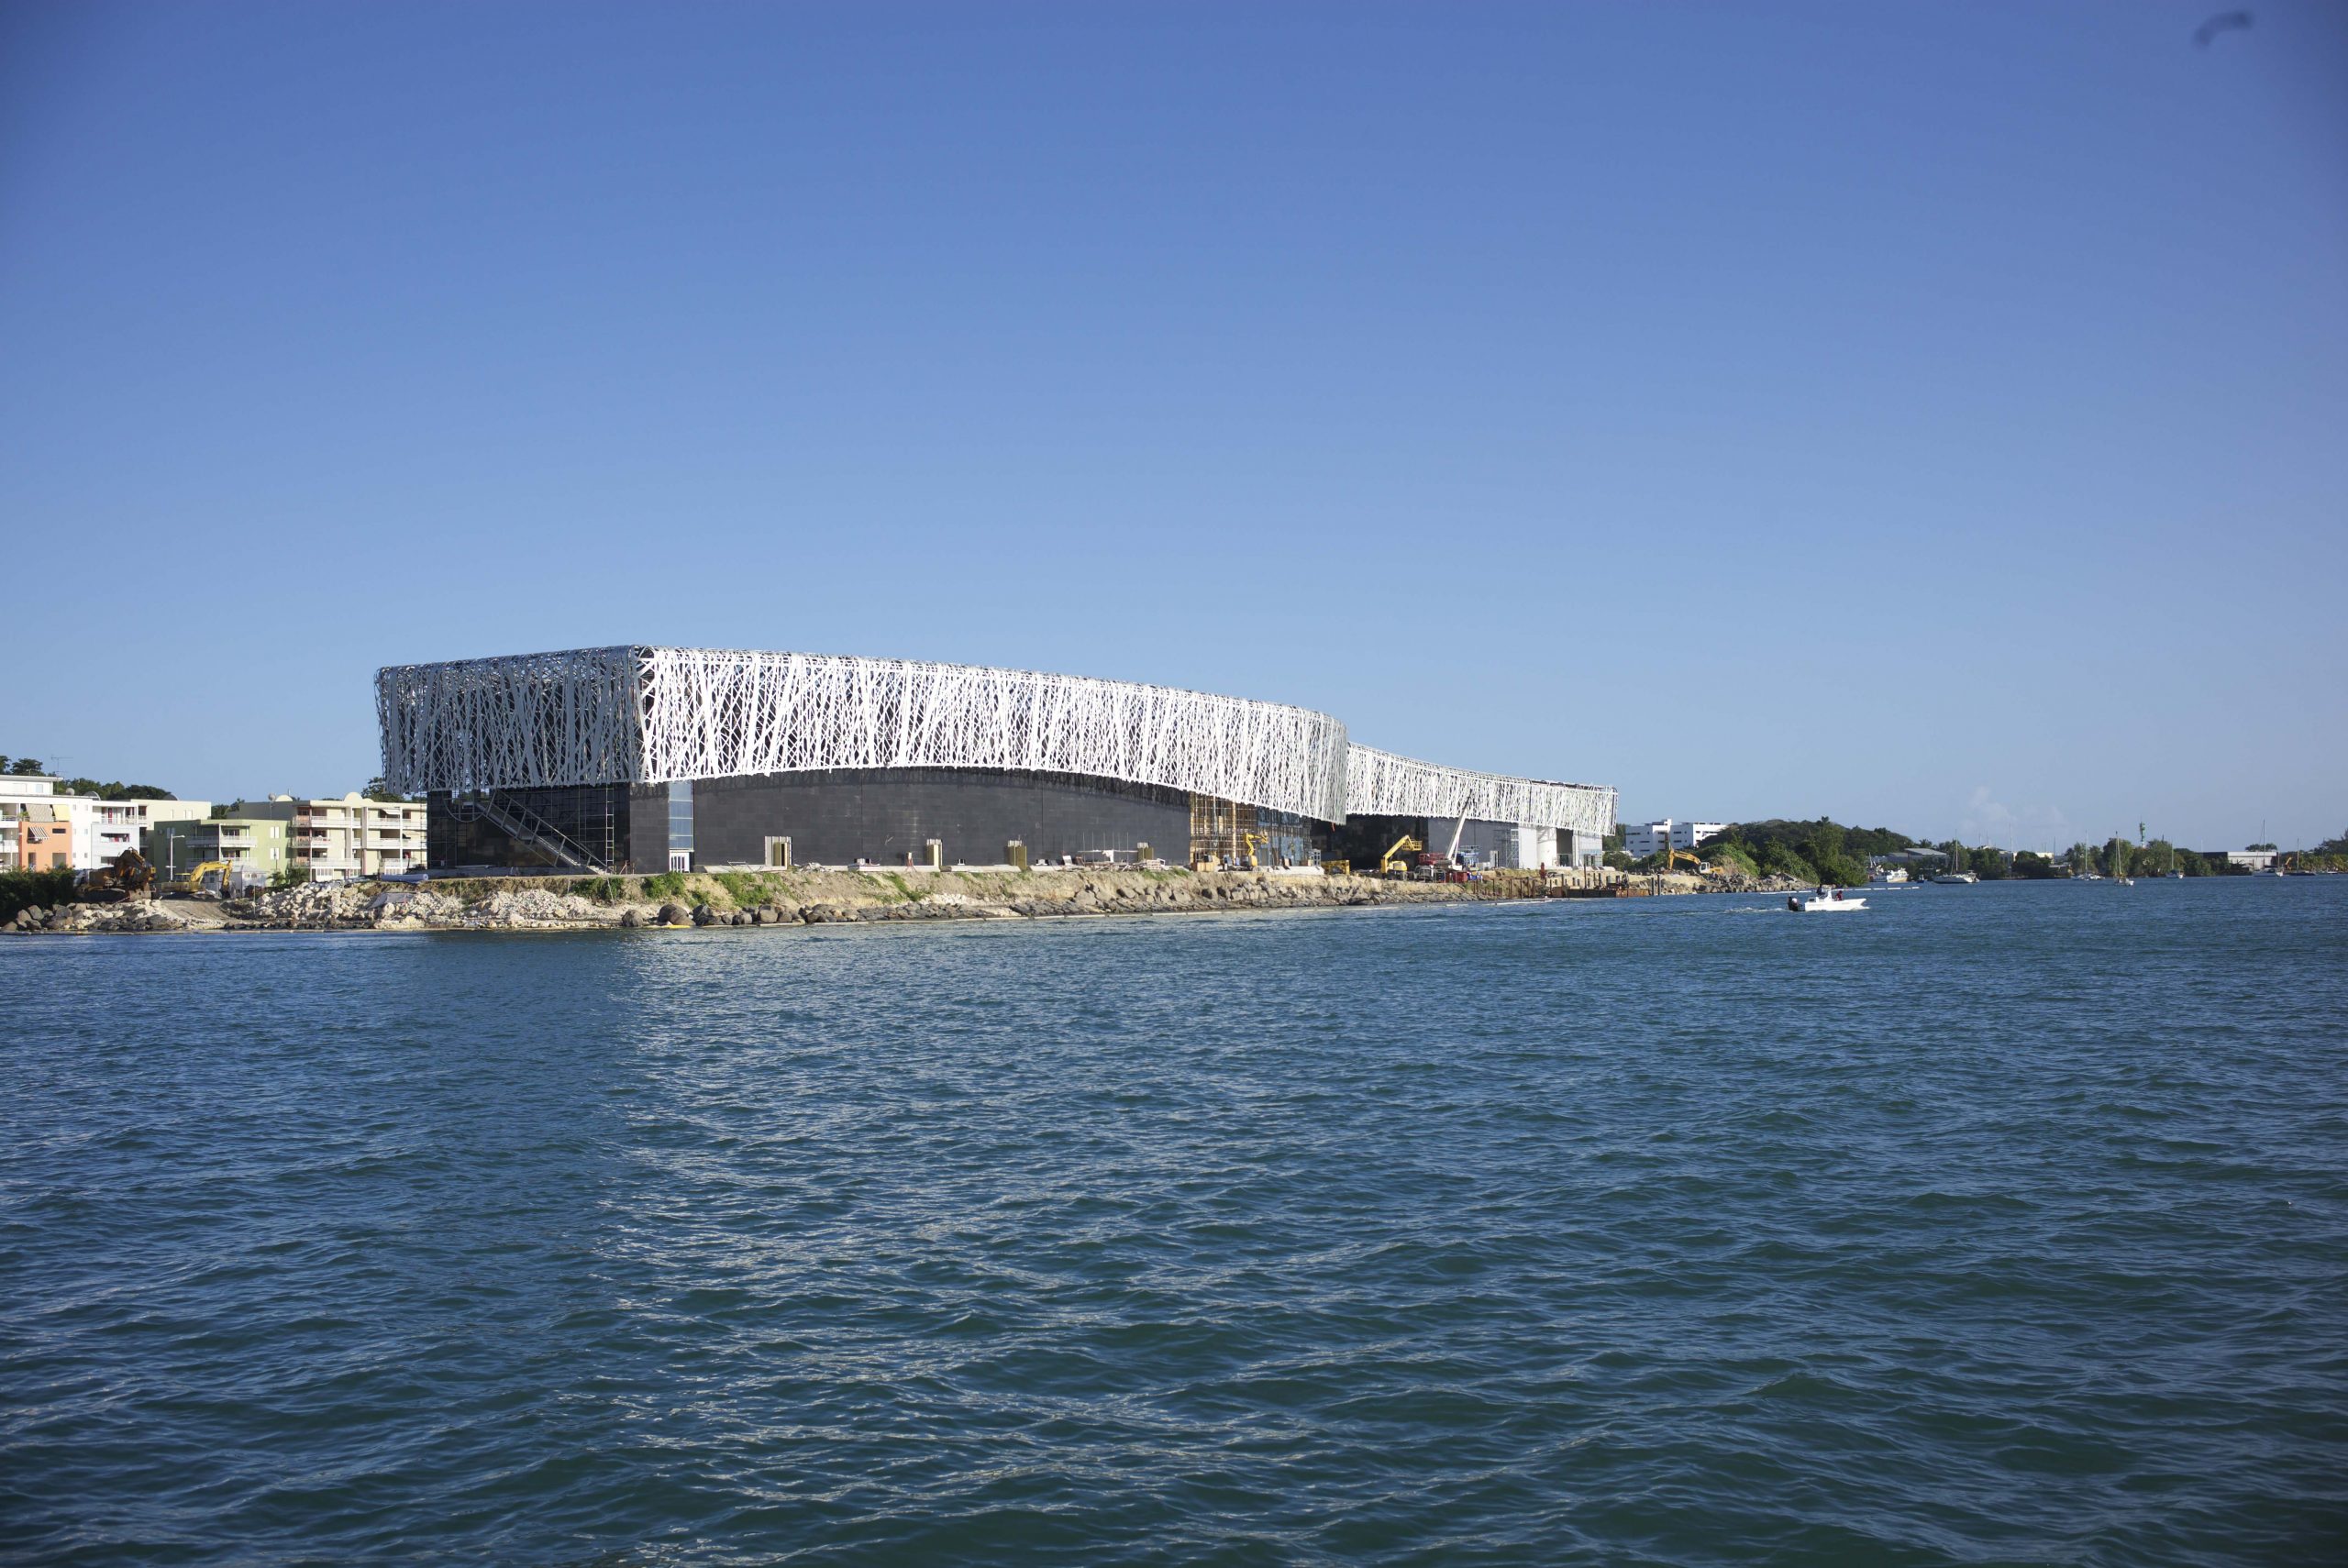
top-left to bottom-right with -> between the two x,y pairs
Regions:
291,794 -> 428,879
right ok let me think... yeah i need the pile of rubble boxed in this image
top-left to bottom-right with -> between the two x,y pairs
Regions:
6,900 -> 193,934
224,881 -> 482,930
460,889 -> 622,928
226,880 -> 385,925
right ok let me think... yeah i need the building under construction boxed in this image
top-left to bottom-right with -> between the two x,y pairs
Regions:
375,646 -> 1615,875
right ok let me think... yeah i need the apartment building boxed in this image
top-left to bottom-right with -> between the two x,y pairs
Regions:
87,800 -> 143,868
1621,819 -> 1728,859
1,778 -> 223,870
6,801 -> 72,869
150,813 -> 291,882
129,800 -> 214,852
291,794 -> 428,879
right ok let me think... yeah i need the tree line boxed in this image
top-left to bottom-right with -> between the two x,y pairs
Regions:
1609,818 -> 1911,886
1609,819 -> 2348,885
0,756 -> 176,801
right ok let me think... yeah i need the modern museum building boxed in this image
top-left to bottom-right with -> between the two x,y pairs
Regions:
374,646 -> 1616,876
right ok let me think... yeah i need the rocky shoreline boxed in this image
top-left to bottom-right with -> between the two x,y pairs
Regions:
2,864 -> 1776,936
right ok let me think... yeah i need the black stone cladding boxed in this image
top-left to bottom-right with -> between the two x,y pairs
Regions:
1331,812 -> 1553,868
688,767 -> 1193,867
426,786 -> 639,872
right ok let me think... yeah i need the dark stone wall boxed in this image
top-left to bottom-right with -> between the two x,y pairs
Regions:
1326,812 -> 1521,867
688,767 -> 1192,867
1325,813 -> 1422,867
626,783 -> 688,873
426,785 -> 640,873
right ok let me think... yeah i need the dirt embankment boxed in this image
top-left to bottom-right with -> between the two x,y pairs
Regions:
0,864 -> 1733,935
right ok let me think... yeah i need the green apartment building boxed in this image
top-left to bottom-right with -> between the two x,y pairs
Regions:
149,812 -> 291,883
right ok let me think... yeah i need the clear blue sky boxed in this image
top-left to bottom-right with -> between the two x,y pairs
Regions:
4,1 -> 2342,848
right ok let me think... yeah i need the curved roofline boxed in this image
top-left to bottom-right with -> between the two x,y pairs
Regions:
375,646 -> 1613,834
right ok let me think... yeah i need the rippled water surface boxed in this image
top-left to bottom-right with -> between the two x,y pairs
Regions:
5,880 -> 2345,1565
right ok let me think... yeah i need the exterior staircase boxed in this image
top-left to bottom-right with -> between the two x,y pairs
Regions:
455,792 -> 609,873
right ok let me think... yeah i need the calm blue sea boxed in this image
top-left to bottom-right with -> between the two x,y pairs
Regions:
3,880 -> 2344,1565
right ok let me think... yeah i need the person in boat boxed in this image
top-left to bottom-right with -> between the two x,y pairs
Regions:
1788,894 -> 1800,911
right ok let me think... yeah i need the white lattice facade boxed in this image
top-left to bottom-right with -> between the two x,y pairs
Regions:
1344,745 -> 1614,839
376,645 -> 1611,836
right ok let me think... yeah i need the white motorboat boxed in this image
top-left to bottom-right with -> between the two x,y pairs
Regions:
1932,871 -> 1978,885
1789,892 -> 1867,912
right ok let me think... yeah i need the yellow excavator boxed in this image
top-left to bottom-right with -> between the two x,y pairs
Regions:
1198,831 -> 1269,872
164,860 -> 235,899
1663,847 -> 1733,878
1379,834 -> 1423,878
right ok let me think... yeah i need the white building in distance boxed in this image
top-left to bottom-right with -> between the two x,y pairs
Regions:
1621,819 -> 1727,859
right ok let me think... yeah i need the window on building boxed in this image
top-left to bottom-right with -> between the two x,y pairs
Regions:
667,781 -> 694,857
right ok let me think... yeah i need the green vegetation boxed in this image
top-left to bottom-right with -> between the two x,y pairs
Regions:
1,867 -> 77,921
712,870 -> 780,909
2,755 -> 174,800
1690,822 -> 2289,883
2054,839 -> 2221,878
269,865 -> 311,889
362,777 -> 411,802
6,756 -> 170,798
641,870 -> 689,901
1699,840 -> 1762,878
1700,819 -> 1892,887
881,871 -> 924,903
70,780 -> 175,801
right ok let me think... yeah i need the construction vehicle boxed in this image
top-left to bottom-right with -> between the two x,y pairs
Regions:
1413,850 -> 1464,882
1665,847 -> 1709,876
1378,835 -> 1423,877
75,849 -> 156,902
1237,831 -> 1264,871
164,859 -> 235,899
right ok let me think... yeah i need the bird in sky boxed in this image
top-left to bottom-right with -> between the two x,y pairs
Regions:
2194,10 -> 2254,48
